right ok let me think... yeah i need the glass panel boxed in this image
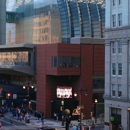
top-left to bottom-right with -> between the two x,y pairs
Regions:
58,56 -> 80,68
118,63 -> 122,75
6,0 -> 61,44
0,52 -> 29,66
52,56 -> 57,67
118,41 -> 122,53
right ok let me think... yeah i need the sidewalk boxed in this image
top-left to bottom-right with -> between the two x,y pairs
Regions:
5,112 -> 104,130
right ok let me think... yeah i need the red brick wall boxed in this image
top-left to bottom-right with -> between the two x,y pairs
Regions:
36,45 -> 47,114
80,44 -> 93,118
93,44 -> 105,76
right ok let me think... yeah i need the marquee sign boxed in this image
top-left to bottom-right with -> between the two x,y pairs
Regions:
56,86 -> 72,98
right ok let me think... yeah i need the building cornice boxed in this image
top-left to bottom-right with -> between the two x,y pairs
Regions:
104,95 -> 130,103
105,27 -> 130,40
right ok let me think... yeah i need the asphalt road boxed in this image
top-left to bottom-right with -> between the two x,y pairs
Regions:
0,113 -> 104,130
0,116 -> 37,130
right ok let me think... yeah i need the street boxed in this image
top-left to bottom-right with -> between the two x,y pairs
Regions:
0,114 -> 37,130
0,112 -> 104,130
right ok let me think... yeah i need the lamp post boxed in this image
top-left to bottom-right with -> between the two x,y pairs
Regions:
94,99 -> 98,123
74,87 -> 87,125
23,85 -> 34,101
23,78 -> 34,106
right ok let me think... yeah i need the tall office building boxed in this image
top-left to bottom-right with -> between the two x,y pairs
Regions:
104,0 -> 130,130
6,0 -> 61,44
0,0 -> 6,45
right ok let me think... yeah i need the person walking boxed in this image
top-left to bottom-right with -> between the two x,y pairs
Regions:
41,112 -> 44,124
72,125 -> 77,130
10,118 -> 13,124
118,125 -> 123,130
65,115 -> 71,130
0,122 -> 2,130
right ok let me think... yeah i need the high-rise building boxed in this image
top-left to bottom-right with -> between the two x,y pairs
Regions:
6,0 -> 61,44
0,0 -> 6,45
104,0 -> 130,130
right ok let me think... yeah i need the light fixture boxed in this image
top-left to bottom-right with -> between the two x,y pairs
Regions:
23,86 -> 26,89
31,85 -> 34,88
95,99 -> 98,103
74,92 -> 77,97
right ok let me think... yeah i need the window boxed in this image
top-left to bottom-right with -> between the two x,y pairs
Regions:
58,56 -> 80,67
111,108 -> 121,114
52,56 -> 57,67
118,13 -> 122,26
112,0 -> 116,6
111,42 -> 116,54
111,84 -> 116,96
112,14 -> 116,27
112,63 -> 116,75
118,63 -> 122,75
118,84 -> 122,97
111,41 -> 122,54
118,0 -> 122,5
118,41 -> 122,53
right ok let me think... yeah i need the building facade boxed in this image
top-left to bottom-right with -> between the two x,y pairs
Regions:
57,0 -> 105,43
0,0 -> 106,119
104,0 -> 130,130
6,0 -> 61,44
0,0 -> 6,45
36,43 -> 104,119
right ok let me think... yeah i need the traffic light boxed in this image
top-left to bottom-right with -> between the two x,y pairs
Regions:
6,93 -> 11,99
29,101 -> 32,105
7,93 -> 11,97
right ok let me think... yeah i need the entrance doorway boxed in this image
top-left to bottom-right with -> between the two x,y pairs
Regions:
51,99 -> 78,120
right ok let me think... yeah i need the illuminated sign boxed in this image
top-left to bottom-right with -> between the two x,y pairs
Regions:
57,86 -> 72,98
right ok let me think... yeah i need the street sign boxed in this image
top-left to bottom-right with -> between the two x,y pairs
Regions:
13,94 -> 17,99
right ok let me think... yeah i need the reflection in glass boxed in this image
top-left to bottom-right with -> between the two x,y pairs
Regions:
0,52 -> 29,66
6,0 -> 61,44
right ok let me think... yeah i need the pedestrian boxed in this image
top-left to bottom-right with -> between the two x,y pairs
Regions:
0,122 -> 2,130
41,112 -> 44,124
118,125 -> 123,130
56,113 -> 58,121
10,119 -> 13,124
54,112 -> 56,120
17,108 -> 20,120
69,124 -> 73,130
72,125 -> 77,130
65,115 -> 71,130
86,125 -> 89,130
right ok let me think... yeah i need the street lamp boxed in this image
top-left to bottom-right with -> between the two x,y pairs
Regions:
94,99 -> 98,123
23,77 -> 35,105
23,85 -> 34,98
74,87 -> 87,125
